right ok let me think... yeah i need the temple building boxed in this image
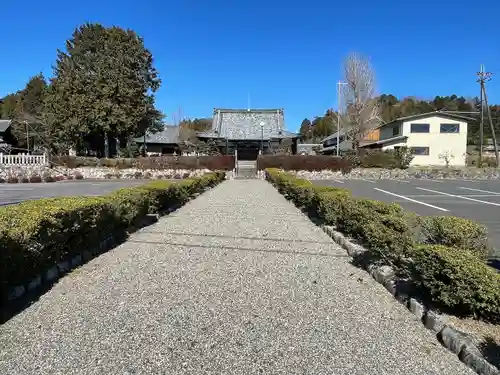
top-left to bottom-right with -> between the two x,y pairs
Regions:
197,108 -> 299,160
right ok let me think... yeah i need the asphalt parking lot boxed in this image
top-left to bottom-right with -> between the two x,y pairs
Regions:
0,180 -> 152,206
312,178 -> 500,258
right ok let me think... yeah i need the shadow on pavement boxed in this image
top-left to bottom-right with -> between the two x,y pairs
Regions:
479,337 -> 500,369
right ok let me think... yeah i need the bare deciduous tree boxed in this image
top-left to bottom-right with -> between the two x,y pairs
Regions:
341,52 -> 382,153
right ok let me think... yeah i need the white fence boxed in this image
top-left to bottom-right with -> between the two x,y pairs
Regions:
0,153 -> 47,166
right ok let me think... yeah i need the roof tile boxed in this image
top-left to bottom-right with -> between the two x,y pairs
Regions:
200,109 -> 297,140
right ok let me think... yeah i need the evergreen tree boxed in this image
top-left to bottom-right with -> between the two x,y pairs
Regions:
43,23 -> 163,156
10,73 -> 48,150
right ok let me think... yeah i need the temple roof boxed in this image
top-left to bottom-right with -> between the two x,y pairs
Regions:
198,108 -> 298,140
0,120 -> 11,132
134,125 -> 179,144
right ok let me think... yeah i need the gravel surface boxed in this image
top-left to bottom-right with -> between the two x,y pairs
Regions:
0,180 -> 474,375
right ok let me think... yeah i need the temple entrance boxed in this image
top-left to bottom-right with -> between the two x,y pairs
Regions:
236,142 -> 261,161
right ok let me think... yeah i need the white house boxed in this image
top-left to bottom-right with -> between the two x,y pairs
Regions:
360,111 -> 470,166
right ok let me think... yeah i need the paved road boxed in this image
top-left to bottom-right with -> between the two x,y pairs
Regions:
0,180 -> 154,205
312,178 -> 500,258
0,180 -> 473,374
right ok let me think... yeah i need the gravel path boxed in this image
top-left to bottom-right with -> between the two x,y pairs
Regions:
0,180 -> 473,375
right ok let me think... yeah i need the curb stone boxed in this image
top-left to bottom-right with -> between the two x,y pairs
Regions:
45,266 -> 59,282
321,224 -> 500,375
27,275 -> 42,292
7,285 -> 25,301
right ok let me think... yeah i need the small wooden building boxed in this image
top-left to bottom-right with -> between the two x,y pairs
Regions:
134,125 -> 180,155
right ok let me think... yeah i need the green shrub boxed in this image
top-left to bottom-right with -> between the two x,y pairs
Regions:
266,168 -> 412,268
359,150 -> 399,169
335,197 -> 405,237
394,146 -> 414,169
0,197 -> 118,292
420,216 -> 489,259
266,168 -> 500,321
0,171 -> 225,298
314,189 -> 351,224
343,148 -> 414,169
334,197 -> 414,269
411,245 -> 500,322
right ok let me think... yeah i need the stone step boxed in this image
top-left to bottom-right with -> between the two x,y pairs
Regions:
235,167 -> 256,179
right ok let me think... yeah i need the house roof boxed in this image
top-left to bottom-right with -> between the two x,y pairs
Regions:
134,125 -> 179,144
322,130 -> 346,143
376,111 -> 473,130
0,120 -> 11,132
198,108 -> 298,140
322,139 -> 353,153
360,135 -> 408,148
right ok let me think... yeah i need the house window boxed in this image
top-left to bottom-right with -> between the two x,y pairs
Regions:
410,123 -> 430,133
440,123 -> 460,133
411,147 -> 430,155
392,126 -> 399,136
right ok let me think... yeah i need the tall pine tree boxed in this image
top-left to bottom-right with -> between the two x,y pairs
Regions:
44,23 -> 163,156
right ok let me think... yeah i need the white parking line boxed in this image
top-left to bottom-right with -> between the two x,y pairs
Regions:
359,178 -> 376,184
394,180 -> 410,183
332,179 -> 344,184
416,187 -> 500,207
459,187 -> 500,195
407,194 -> 499,198
374,188 -> 449,211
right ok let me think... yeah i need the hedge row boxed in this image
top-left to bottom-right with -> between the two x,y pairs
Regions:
266,168 -> 500,323
0,171 -> 225,299
257,155 -> 352,171
256,149 -> 414,172
52,155 -> 235,170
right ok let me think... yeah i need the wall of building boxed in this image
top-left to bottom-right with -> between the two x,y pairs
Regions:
364,128 -> 380,141
400,115 -> 467,166
380,123 -> 401,140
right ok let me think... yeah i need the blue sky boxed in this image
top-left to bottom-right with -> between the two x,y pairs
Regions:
1,0 -> 499,131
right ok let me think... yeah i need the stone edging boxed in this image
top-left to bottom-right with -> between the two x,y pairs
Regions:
321,225 -> 500,375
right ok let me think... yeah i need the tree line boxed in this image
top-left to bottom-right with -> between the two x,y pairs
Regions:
299,94 -> 499,146
0,23 -> 163,157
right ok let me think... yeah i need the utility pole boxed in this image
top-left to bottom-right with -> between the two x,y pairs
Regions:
477,65 -> 499,167
479,71 -> 484,166
336,81 -> 347,156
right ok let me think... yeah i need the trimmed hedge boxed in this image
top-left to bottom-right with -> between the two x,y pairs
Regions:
345,148 -> 414,169
266,168 -> 500,323
257,155 -> 352,172
420,216 -> 489,260
51,155 -> 235,171
257,149 -> 414,172
411,245 -> 500,320
0,171 -> 225,298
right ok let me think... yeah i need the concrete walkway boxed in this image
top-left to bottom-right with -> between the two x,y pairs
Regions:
0,180 -> 473,374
